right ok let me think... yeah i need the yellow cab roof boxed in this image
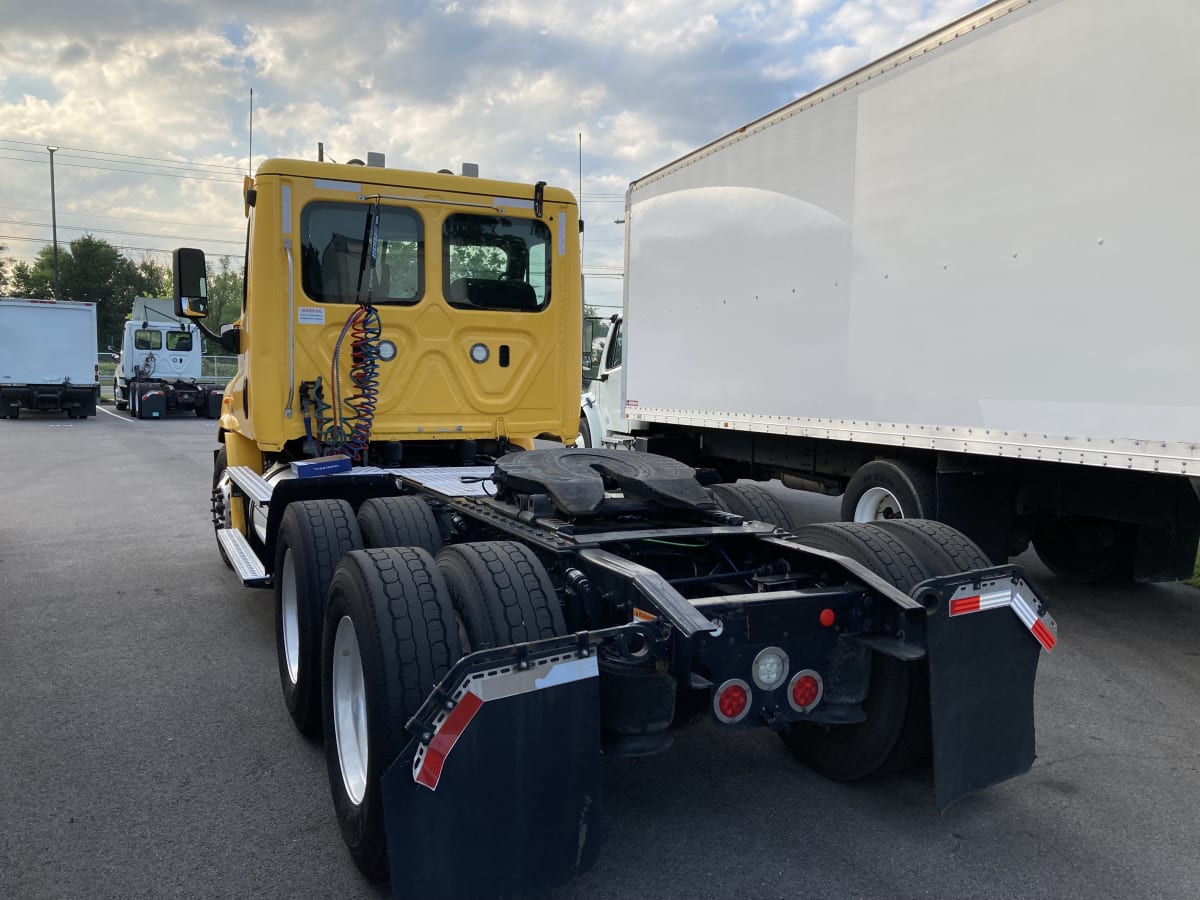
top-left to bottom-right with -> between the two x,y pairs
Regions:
254,157 -> 578,208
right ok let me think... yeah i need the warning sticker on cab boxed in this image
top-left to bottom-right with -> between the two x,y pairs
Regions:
298,307 -> 325,325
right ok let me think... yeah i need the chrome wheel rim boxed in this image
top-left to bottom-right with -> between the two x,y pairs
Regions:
854,486 -> 904,521
332,614 -> 369,806
281,549 -> 300,685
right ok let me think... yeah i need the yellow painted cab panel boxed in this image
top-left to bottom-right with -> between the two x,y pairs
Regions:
233,160 -> 581,451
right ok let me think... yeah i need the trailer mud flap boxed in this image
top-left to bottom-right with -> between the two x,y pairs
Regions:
380,643 -> 606,900
922,570 -> 1056,809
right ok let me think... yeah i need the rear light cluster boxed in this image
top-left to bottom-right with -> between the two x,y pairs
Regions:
713,647 -> 824,723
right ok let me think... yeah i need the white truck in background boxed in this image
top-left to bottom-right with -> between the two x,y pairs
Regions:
114,297 -> 224,419
582,0 -> 1200,583
0,297 -> 98,419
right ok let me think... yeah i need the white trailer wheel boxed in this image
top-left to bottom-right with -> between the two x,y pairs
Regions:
853,486 -> 905,522
281,549 -> 301,685
841,459 -> 935,524
331,614 -> 369,806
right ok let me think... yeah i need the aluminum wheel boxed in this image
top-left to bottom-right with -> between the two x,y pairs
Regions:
853,486 -> 904,521
332,614 -> 369,807
280,549 -> 301,685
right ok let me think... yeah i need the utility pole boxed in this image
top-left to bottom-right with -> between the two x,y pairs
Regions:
47,146 -> 61,299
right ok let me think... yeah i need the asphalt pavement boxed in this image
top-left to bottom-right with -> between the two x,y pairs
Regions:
2,410 -> 1199,899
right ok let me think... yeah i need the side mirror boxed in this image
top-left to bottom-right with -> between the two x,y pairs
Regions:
173,248 -> 209,319
582,316 -> 604,382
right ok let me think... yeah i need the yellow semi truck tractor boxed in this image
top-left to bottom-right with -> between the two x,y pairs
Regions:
173,156 -> 1057,898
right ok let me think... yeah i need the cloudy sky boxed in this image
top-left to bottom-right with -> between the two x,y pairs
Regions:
0,0 -> 988,311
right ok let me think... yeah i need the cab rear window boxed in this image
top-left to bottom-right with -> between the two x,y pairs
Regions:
301,201 -> 424,304
443,214 -> 550,312
166,331 -> 192,351
134,329 -> 162,350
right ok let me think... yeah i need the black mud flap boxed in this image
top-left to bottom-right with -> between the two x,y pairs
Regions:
380,636 -> 613,900
922,568 -> 1057,809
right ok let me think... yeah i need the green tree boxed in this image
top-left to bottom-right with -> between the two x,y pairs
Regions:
7,236 -> 170,349
205,256 -> 244,330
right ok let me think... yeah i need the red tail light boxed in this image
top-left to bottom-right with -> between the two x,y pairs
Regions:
788,670 -> 823,713
714,679 -> 751,723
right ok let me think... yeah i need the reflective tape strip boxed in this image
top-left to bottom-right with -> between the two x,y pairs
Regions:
413,653 -> 599,791
947,580 -> 1057,653
1011,591 -> 1058,652
414,689 -> 482,791
949,586 -> 1010,617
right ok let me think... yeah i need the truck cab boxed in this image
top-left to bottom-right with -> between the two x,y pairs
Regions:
113,318 -> 220,418
580,314 -> 625,447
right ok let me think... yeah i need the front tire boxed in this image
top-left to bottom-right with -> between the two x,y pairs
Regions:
322,548 -> 463,883
275,499 -> 363,737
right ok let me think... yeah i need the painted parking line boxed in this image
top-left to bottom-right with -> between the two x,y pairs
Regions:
97,406 -> 133,423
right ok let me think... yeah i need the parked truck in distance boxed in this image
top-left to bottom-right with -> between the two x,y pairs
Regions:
581,0 -> 1200,584
0,297 -> 98,419
113,297 -> 224,419
171,152 -> 1055,897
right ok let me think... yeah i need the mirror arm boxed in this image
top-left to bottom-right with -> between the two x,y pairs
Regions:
194,319 -> 239,354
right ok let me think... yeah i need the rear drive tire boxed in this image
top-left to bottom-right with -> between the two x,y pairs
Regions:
356,496 -> 443,556
436,541 -> 567,650
874,519 -> 991,573
868,519 -> 993,773
710,481 -> 796,530
275,499 -> 363,737
322,548 -> 463,883
780,522 -> 934,780
841,458 -> 935,523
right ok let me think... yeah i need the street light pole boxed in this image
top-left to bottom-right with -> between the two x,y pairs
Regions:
47,146 -> 61,299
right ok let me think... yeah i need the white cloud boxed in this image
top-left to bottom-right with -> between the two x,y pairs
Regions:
0,0 -> 988,309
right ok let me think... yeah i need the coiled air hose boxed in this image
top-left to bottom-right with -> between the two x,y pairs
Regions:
314,303 -> 382,461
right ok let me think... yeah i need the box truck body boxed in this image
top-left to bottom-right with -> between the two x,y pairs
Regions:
0,297 -> 99,418
584,0 -> 1200,581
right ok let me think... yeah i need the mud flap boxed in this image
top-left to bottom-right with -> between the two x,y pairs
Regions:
922,569 -> 1056,809
380,642 -> 606,900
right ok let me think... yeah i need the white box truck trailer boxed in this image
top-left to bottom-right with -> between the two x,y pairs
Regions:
582,0 -> 1200,583
0,297 -> 98,419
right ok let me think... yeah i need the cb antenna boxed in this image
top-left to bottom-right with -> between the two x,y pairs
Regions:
248,88 -> 254,176
578,132 -> 583,252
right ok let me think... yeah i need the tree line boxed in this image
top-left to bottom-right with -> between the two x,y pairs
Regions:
0,236 -> 243,351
